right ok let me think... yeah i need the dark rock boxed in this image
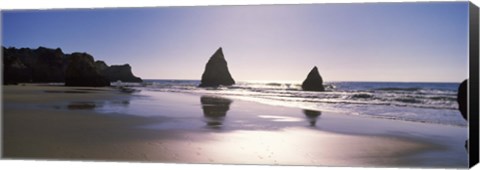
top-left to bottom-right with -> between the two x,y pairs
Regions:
457,79 -> 468,152
99,64 -> 142,82
457,79 -> 468,120
301,66 -> 325,91
2,47 -> 31,84
3,46 -> 67,84
199,47 -> 235,87
2,46 -> 142,84
94,61 -> 109,72
31,47 -> 66,82
65,53 -> 110,87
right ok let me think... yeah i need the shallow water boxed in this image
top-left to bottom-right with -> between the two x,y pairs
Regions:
120,80 -> 465,126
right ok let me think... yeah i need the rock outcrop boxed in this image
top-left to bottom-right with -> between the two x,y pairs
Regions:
199,47 -> 235,87
3,46 -> 68,84
65,53 -> 110,87
96,62 -> 142,82
31,47 -> 66,82
457,79 -> 468,120
94,61 -> 109,72
3,47 -> 31,84
2,46 -> 142,85
301,66 -> 325,91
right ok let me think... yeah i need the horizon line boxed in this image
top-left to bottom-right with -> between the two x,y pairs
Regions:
140,78 -> 464,84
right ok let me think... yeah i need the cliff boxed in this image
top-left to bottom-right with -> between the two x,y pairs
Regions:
65,53 -> 110,87
2,46 -> 142,85
96,62 -> 142,82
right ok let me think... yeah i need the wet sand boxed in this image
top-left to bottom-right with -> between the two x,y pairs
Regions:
2,85 -> 468,168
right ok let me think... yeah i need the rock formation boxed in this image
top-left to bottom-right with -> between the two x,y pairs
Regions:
457,79 -> 468,120
199,47 -> 235,87
64,53 -> 110,87
96,62 -> 142,82
3,46 -> 67,84
94,61 -> 109,72
2,46 -> 142,85
457,79 -> 469,151
31,47 -> 66,82
301,66 -> 325,91
3,47 -> 31,84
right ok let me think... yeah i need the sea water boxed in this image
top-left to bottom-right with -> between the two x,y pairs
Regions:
130,80 -> 465,127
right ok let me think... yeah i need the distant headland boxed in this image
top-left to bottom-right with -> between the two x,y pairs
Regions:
2,46 -> 142,86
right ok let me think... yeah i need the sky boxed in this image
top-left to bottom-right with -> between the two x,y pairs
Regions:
1,2 -> 469,82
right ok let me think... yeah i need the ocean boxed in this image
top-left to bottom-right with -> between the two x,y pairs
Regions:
123,80 -> 465,127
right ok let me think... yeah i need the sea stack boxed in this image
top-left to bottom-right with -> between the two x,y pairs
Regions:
301,66 -> 325,91
65,53 -> 110,87
457,79 -> 468,120
199,47 -> 235,87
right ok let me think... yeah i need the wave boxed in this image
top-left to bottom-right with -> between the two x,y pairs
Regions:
136,80 -> 465,126
139,80 -> 458,110
375,87 -> 423,91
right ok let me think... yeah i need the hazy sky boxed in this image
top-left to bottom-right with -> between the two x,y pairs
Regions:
2,2 -> 469,82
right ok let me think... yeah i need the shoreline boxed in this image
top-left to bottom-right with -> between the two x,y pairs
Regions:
2,85 -> 468,168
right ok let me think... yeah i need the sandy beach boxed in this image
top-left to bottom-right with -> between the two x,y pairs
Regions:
2,85 -> 468,168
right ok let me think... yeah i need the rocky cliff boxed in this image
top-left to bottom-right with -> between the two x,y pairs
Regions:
3,47 -> 31,84
2,46 -> 142,85
3,46 -> 67,84
65,53 -> 110,87
96,62 -> 142,82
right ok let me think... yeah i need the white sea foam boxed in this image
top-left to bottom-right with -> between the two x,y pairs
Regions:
138,80 -> 466,127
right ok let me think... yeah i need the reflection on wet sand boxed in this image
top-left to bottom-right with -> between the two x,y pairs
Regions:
303,109 -> 322,127
200,96 -> 233,129
68,102 -> 97,110
44,90 -> 91,94
110,100 -> 130,106
3,86 -> 469,167
66,100 -> 130,111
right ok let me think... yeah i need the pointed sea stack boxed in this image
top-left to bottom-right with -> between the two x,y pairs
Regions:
199,47 -> 235,87
301,66 -> 325,91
